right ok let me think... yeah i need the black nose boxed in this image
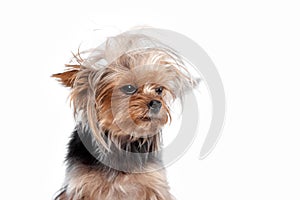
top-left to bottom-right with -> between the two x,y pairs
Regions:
148,100 -> 162,113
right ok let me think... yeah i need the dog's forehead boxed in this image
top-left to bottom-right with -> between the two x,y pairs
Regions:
119,65 -> 176,87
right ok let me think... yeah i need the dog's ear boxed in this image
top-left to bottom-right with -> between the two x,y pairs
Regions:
52,65 -> 80,88
173,68 -> 201,98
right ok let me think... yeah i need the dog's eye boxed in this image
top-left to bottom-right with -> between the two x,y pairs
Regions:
120,85 -> 137,95
155,87 -> 163,95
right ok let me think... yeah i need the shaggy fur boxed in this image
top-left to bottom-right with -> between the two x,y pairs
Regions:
53,33 -> 196,200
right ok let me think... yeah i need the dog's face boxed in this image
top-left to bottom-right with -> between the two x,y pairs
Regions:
96,52 -> 176,138
53,49 -> 195,147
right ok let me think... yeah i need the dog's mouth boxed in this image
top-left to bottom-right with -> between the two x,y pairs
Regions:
139,116 -> 151,121
139,116 -> 162,123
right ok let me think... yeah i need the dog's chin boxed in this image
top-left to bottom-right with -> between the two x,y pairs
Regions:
111,116 -> 162,138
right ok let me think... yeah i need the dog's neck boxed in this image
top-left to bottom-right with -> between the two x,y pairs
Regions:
65,124 -> 163,174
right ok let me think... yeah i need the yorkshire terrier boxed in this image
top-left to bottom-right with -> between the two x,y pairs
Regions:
53,32 -> 197,200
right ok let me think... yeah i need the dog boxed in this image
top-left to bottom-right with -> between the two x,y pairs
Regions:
53,32 -> 197,200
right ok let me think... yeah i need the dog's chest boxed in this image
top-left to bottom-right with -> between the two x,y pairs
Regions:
64,165 -> 173,200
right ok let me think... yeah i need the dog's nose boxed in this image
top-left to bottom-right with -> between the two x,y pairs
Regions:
148,100 -> 162,114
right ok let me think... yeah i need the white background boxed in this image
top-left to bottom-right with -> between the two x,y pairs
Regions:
0,0 -> 300,200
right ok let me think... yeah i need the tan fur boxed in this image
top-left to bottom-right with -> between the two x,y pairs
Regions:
59,164 -> 174,200
52,65 -> 80,87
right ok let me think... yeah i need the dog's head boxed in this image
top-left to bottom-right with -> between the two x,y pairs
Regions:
53,34 -> 197,151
